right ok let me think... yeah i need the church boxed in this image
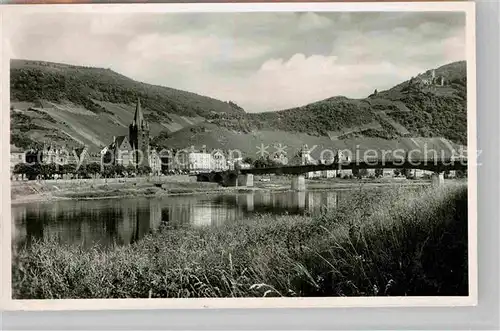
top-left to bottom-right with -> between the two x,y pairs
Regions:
101,98 -> 161,173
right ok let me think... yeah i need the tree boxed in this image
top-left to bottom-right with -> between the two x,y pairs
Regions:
24,163 -> 41,180
102,165 -> 115,178
253,158 -> 265,168
36,163 -> 57,179
13,163 -> 25,175
243,156 -> 254,165
358,169 -> 369,178
87,162 -> 101,177
393,169 -> 401,177
138,165 -> 152,176
114,164 -> 126,177
61,163 -> 76,175
253,157 -> 278,168
13,163 -> 31,179
374,168 -> 384,178
76,164 -> 89,178
125,164 -> 136,177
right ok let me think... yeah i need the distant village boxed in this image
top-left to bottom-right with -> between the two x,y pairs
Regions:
10,99 -> 254,181
10,96 -> 460,181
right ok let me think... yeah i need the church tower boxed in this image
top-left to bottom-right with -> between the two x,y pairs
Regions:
129,98 -> 150,167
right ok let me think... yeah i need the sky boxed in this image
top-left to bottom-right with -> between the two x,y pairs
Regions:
5,11 -> 466,112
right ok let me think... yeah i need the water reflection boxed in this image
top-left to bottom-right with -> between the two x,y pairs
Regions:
12,190 -> 342,253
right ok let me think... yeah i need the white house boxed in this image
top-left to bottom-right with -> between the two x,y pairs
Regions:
211,150 -> 227,171
188,152 -> 212,173
149,149 -> 162,174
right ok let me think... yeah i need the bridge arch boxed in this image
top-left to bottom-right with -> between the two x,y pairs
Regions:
196,173 -> 210,182
222,172 -> 239,187
213,172 -> 223,183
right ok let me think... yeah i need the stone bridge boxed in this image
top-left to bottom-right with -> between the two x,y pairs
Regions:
196,157 -> 467,191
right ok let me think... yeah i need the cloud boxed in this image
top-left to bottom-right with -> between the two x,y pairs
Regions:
117,31 -> 273,88
201,53 -> 423,112
88,13 -> 140,36
5,11 -> 466,113
126,32 -> 270,64
297,12 -> 332,32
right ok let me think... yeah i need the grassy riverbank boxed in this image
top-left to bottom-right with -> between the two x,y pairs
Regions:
10,179 -> 226,204
12,183 -> 468,299
11,176 -> 433,204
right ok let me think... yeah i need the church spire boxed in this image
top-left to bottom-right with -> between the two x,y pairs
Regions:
133,97 -> 146,127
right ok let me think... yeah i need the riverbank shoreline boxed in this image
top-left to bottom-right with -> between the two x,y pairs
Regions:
9,177 -> 438,205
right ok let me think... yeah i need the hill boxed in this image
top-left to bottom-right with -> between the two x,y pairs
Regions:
372,61 -> 467,144
10,59 -> 244,151
189,61 -> 467,146
151,122 -> 463,163
11,59 -> 245,117
10,59 -> 467,154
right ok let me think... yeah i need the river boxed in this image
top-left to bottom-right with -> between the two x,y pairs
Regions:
12,189 -> 352,253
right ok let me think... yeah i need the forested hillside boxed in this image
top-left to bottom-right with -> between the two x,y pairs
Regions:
9,60 -> 242,151
11,60 -> 244,117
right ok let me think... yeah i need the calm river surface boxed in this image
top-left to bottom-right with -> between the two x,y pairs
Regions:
12,190 -> 349,252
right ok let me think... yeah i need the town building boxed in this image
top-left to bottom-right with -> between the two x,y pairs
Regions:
149,149 -> 162,175
299,145 -> 339,179
156,150 -> 172,174
289,145 -> 354,179
211,150 -> 228,172
411,169 -> 434,178
270,151 -> 288,165
240,162 -> 252,170
102,136 -> 132,166
318,154 -> 336,178
227,156 -> 241,171
10,145 -> 25,179
42,144 -> 69,165
73,146 -> 89,165
71,147 -> 102,167
24,148 -> 42,165
226,155 -> 251,170
299,145 -> 322,179
168,149 -> 214,174
170,149 -> 190,173
188,152 -> 212,173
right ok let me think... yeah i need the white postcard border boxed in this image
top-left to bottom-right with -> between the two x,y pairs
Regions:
0,1 -> 477,311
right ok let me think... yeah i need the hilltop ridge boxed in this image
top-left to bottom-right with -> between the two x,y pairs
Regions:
11,59 -> 245,117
